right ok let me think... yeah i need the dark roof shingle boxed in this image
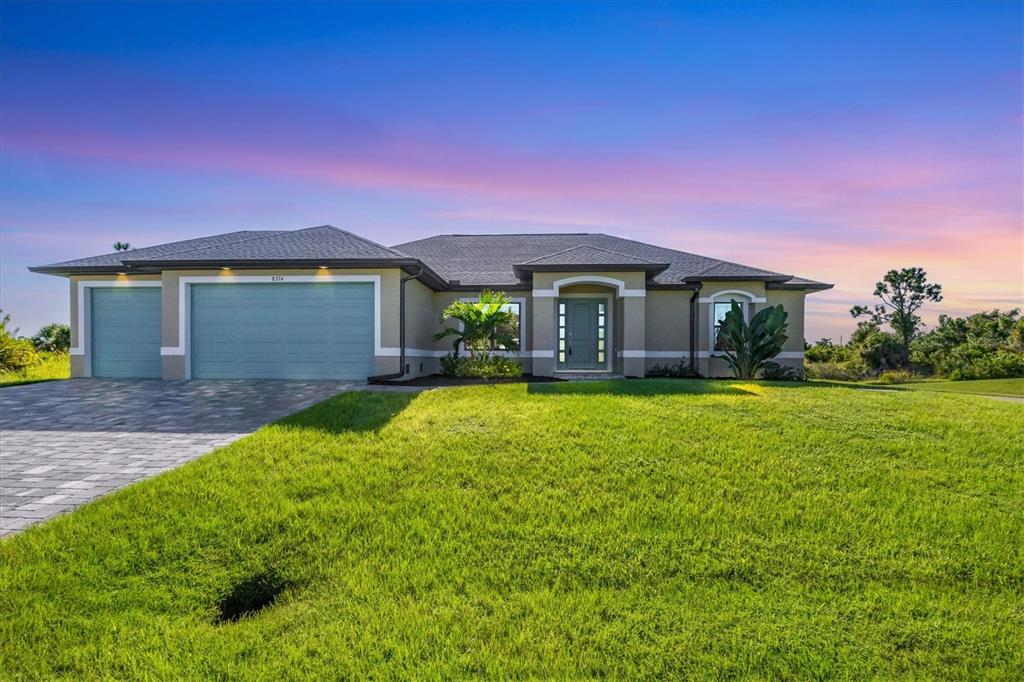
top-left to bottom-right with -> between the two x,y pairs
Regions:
29,230 -> 282,272
124,225 -> 410,264
31,226 -> 832,291
393,233 -> 827,288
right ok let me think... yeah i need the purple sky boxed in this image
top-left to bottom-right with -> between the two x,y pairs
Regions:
2,1 -> 1021,341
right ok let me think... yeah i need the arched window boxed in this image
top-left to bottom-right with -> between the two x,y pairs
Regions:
706,290 -> 761,352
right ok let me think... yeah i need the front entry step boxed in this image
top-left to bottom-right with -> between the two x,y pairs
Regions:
554,373 -> 625,381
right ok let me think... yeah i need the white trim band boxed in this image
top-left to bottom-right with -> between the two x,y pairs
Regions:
533,275 -> 645,298
614,350 -> 805,359
699,289 -> 767,304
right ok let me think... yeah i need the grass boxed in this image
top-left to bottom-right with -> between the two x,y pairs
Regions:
894,377 -> 1024,398
0,352 -> 70,387
1,380 -> 1021,678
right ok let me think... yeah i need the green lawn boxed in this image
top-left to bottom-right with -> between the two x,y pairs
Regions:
1,380 -> 1021,678
895,377 -> 1024,398
0,352 -> 70,387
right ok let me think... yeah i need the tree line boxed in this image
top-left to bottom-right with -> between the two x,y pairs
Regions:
807,268 -> 1023,381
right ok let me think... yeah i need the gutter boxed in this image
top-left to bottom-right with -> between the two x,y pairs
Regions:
368,265 -> 423,382
689,283 -> 702,373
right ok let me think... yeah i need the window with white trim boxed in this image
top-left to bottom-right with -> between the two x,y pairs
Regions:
461,299 -> 522,352
714,299 -> 748,351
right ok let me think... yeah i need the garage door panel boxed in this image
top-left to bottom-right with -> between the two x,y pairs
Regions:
191,282 -> 375,380
91,287 -> 162,378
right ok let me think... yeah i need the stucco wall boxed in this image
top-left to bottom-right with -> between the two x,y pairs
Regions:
61,268 -> 813,381
642,290 -> 692,371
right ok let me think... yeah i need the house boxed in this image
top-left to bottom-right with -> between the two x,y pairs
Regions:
30,225 -> 832,380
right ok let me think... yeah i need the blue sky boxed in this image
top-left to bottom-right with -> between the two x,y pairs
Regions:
2,1 -> 1021,339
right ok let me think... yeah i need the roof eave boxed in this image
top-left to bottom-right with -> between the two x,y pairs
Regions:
513,263 -> 670,278
766,281 -> 834,292
683,274 -> 793,283
122,257 -> 422,269
28,264 -> 141,276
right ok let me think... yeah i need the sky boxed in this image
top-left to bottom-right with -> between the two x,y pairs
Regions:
2,1 -> 1021,342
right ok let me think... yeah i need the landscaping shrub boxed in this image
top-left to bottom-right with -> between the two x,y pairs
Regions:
760,362 -> 806,381
440,352 -> 461,377
715,303 -> 789,379
30,323 -> 71,352
440,352 -> 522,378
646,360 -> 700,378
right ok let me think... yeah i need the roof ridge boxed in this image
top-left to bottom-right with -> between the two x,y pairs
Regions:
589,233 -> 790,278
318,224 -> 413,258
689,258 -> 787,278
519,243 -> 657,265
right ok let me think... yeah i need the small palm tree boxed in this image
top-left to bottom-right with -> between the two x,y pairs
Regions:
433,290 -> 519,358
113,241 -> 132,252
715,302 -> 789,379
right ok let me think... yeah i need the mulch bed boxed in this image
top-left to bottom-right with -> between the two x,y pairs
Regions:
370,374 -> 565,388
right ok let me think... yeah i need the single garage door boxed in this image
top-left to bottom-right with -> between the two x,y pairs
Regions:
190,282 -> 375,379
91,287 -> 162,378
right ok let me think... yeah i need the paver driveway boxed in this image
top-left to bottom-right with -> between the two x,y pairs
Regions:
0,379 -> 394,536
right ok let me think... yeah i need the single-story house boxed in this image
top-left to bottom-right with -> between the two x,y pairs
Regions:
30,225 -> 832,380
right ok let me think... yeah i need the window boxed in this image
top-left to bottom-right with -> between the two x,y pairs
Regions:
714,299 -> 746,351
558,302 -> 567,364
493,302 -> 521,351
460,299 -> 522,352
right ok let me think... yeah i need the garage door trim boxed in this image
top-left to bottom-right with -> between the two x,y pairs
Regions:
163,274 -> 382,380
70,280 -> 162,377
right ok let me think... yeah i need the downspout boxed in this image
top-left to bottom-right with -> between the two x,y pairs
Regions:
368,266 -> 424,382
689,283 -> 702,375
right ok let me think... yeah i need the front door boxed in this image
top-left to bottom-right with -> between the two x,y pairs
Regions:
558,298 -> 606,370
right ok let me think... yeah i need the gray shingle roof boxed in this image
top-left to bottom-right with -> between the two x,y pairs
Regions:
519,244 -> 663,267
29,230 -> 283,271
125,225 -> 410,264
393,233 -> 828,289
31,226 -> 832,291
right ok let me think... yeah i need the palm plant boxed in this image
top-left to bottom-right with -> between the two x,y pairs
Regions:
715,302 -> 789,379
112,241 -> 132,252
433,290 -> 519,358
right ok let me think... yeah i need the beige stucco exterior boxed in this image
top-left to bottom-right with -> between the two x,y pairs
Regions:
63,266 -> 815,381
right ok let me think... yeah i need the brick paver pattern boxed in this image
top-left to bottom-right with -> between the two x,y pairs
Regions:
0,379 -> 401,536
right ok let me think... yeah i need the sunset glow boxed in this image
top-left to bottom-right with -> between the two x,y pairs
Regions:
2,2 -> 1021,340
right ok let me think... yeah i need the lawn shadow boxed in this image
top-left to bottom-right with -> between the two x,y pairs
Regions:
275,389 -> 420,434
527,378 -> 759,397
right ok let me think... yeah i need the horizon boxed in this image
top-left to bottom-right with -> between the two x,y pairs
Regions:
2,1 -> 1021,341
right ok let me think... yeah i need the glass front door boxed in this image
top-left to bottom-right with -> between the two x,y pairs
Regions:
557,298 -> 607,370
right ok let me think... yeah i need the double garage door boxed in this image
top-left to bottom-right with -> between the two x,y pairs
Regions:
190,282 -> 375,380
89,283 -> 375,380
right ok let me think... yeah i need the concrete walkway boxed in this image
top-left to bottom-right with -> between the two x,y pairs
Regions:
0,379 -> 409,536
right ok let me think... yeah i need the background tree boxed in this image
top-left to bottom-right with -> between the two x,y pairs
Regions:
851,267 -> 942,368
113,241 -> 132,252
0,310 -> 40,372
30,323 -> 71,353
714,302 -> 789,379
